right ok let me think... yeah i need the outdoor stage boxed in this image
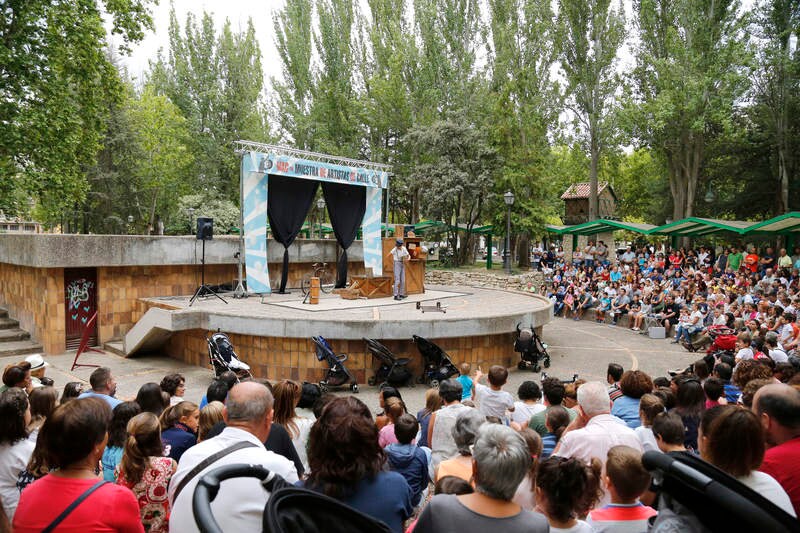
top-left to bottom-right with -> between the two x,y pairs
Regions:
124,286 -> 553,383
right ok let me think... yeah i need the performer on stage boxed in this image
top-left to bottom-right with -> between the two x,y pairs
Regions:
389,238 -> 410,300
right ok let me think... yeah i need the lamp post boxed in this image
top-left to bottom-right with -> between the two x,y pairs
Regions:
503,190 -> 515,274
316,197 -> 326,239
127,215 -> 134,235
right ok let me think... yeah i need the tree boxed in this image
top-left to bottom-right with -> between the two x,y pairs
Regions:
0,0 -> 155,224
556,0 -> 626,220
632,0 -> 750,220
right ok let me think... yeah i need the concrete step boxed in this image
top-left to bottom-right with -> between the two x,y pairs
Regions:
0,340 -> 43,357
103,340 -> 126,357
0,329 -> 31,343
0,317 -> 20,330
0,308 -> 7,319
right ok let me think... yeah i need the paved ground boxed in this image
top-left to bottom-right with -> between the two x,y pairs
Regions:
0,316 -> 698,417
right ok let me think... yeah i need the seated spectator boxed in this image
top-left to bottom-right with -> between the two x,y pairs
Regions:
117,412 -> 178,532
61,381 -> 84,403
159,373 -> 186,407
510,381 -> 546,428
303,396 -> 412,532
428,379 -> 471,467
159,401 -> 199,462
169,382 -> 299,533
13,398 -> 142,532
635,393 -> 664,453
472,365 -> 515,423
273,380 -> 315,471
669,377 -> 705,451
0,361 -> 33,395
385,414 -> 431,507
611,370 -> 654,429
78,367 -> 122,409
765,331 -> 789,363
606,363 -> 624,402
652,412 -> 686,453
536,456 -> 602,533
101,401 -> 141,482
542,405 -> 570,459
699,405 -> 795,517
378,397 -> 408,448
135,382 -> 168,416
588,446 -> 657,532
197,401 -> 224,442
741,378 -> 775,409
0,388 -> 34,521
703,377 -> 726,409
415,425 -> 549,533
753,383 -> 800,516
416,388 -> 441,448
437,409 -> 486,483
529,377 -> 578,437
713,363 -> 740,403
735,331 -> 754,363
512,428 -> 541,511
26,385 -> 58,441
198,371 -> 238,409
375,386 -> 405,430
24,355 -> 49,388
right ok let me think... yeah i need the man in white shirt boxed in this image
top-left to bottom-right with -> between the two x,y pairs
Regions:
168,382 -> 299,533
388,238 -> 410,300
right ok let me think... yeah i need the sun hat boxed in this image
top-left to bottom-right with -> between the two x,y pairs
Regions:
25,354 -> 49,371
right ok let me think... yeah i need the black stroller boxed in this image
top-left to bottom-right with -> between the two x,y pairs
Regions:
363,338 -> 413,388
643,451 -> 800,532
206,331 -> 252,379
312,336 -> 358,393
193,464 -> 392,533
411,335 -> 459,387
514,323 -> 551,372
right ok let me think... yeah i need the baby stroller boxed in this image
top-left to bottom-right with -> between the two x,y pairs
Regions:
193,464 -> 392,533
207,331 -> 251,379
312,336 -> 358,393
363,338 -> 413,388
411,335 -> 459,388
643,451 -> 800,533
515,323 -> 551,372
705,325 -> 736,356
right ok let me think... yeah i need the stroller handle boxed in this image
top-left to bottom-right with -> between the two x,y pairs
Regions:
193,463 -> 271,533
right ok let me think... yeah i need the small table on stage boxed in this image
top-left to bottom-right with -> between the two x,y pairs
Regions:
349,275 -> 393,299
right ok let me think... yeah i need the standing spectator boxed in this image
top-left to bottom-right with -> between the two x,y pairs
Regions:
159,401 -> 198,462
416,388 -> 441,448
456,363 -> 474,401
529,377 -> 578,437
753,384 -> 800,517
384,414 -> 431,507
168,382 -> 298,533
78,367 -> 122,409
727,246 -> 743,272
101,401 -> 141,482
611,370 -> 654,429
510,381 -> 546,428
427,379 -> 471,467
415,425 -> 549,533
159,374 -> 186,407
273,380 -> 315,471
535,456 -> 602,533
13,398 -> 143,532
699,405 -> 795,517
436,409 -> 485,482
303,396 -> 413,532
0,389 -> 34,521
135,383 -> 168,416
472,365 -> 515,423
118,412 -> 177,532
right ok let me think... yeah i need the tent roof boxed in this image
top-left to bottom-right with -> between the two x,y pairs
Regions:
649,217 -> 752,236
742,212 -> 800,235
545,219 -> 656,235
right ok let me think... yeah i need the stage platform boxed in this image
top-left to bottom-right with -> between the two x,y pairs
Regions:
124,285 -> 553,383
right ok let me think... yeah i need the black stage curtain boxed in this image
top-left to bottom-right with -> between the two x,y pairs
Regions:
322,182 -> 366,288
268,175 -> 319,293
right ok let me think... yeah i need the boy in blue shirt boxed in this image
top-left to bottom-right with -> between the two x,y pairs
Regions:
384,414 -> 431,506
456,362 -> 473,401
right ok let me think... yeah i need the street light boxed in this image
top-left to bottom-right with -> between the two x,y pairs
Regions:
127,215 -> 134,235
704,182 -> 716,204
316,198 -> 326,239
503,190 -> 515,274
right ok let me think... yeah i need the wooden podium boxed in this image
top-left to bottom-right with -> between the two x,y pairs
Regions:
382,235 -> 425,295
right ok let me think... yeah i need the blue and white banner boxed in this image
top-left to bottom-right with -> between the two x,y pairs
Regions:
255,152 -> 388,189
363,188 -> 383,276
242,153 -> 270,293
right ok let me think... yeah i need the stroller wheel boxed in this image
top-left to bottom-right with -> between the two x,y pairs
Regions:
367,376 -> 376,386
532,363 -> 541,373
517,361 -> 526,370
415,375 -> 425,384
318,382 -> 329,393
543,356 -> 551,368
350,383 -> 359,393
429,379 -> 439,389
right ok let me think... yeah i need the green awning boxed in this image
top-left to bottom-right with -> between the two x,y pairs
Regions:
544,219 -> 655,235
649,217 -> 752,236
741,212 -> 800,235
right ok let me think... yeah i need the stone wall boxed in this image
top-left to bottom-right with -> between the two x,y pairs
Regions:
0,263 -> 64,353
165,328 -> 517,384
425,269 -> 545,292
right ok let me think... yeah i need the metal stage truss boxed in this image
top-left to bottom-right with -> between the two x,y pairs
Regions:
233,140 -> 392,173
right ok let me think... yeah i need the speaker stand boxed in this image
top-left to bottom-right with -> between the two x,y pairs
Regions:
189,239 -> 228,307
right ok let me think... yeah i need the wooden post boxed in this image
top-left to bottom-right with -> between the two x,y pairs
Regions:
309,277 -> 320,305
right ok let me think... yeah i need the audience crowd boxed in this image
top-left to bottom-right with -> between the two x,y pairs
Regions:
0,243 -> 799,532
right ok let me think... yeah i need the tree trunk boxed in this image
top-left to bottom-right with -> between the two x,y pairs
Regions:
517,232 -> 531,268
589,125 -> 599,219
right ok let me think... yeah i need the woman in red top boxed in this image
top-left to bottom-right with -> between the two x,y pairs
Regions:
117,412 -> 176,533
13,398 -> 143,532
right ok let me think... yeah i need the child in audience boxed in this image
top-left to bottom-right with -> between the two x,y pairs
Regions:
734,331 -> 754,363
535,456 -> 603,533
472,365 -> 514,423
512,428 -> 542,511
588,446 -> 657,532
703,377 -> 727,409
456,363 -> 473,401
652,412 -> 687,453
384,414 -> 430,507
378,397 -> 408,448
635,393 -> 663,453
510,381 -> 546,428
541,405 -> 570,459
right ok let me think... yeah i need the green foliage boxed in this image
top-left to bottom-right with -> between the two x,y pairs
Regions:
166,195 -> 240,235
